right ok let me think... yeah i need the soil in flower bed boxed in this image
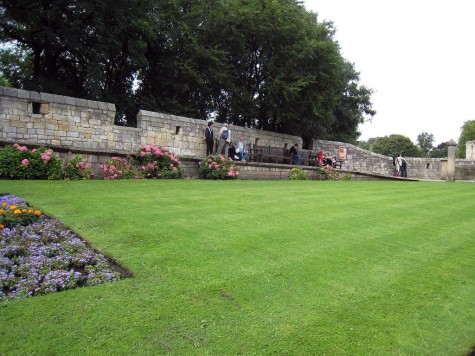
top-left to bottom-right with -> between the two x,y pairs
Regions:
0,194 -> 133,301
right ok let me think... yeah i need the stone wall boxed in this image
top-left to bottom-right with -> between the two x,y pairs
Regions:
1,86 -> 474,180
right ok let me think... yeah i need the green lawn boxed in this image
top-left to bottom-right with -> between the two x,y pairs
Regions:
1,180 -> 474,355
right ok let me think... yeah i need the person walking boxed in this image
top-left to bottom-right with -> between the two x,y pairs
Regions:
216,123 -> 231,155
204,121 -> 214,156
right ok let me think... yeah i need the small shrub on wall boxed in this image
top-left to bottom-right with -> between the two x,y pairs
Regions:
199,155 -> 240,179
60,152 -> 93,180
288,167 -> 309,180
315,166 -> 350,181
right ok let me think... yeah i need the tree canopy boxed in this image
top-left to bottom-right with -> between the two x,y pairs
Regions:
0,0 -> 375,144
370,134 -> 421,158
416,132 -> 434,156
456,120 -> 475,158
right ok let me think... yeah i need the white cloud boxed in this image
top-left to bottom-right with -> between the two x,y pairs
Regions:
303,0 -> 475,144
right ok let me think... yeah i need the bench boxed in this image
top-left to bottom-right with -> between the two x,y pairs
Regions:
333,160 -> 343,169
268,146 -> 292,164
248,147 -> 263,162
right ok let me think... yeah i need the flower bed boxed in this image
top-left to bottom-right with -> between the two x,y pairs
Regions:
0,195 -> 124,301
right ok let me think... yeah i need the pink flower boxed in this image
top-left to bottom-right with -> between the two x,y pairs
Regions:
109,165 -> 116,171
140,151 -> 147,157
78,161 -> 87,169
21,159 -> 30,166
173,167 -> 177,171
19,146 -> 28,152
235,171 -> 240,176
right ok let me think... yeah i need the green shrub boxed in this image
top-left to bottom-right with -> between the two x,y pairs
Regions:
100,145 -> 182,180
59,153 -> 92,180
199,155 -> 240,179
315,165 -> 349,181
288,167 -> 309,180
133,144 -> 182,179
100,156 -> 142,179
0,144 -> 61,179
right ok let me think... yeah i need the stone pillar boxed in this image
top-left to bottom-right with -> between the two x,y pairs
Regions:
466,140 -> 475,160
446,139 -> 456,182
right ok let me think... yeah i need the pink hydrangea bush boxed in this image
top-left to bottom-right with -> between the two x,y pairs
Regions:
0,144 -> 90,180
134,144 -> 182,179
198,154 -> 240,179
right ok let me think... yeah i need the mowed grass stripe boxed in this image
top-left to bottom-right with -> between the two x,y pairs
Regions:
0,180 -> 474,355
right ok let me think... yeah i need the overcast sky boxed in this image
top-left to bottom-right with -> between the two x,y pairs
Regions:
303,0 -> 475,145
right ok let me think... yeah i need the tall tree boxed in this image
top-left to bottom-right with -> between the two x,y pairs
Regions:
0,0 -> 156,124
456,120 -> 475,158
416,132 -> 434,156
1,0 -> 374,139
371,134 -> 421,157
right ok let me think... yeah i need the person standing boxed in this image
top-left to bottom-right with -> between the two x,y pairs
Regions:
204,121 -> 214,156
216,123 -> 231,155
289,143 -> 302,165
396,153 -> 407,177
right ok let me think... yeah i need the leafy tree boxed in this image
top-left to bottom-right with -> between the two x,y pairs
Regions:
0,45 -> 32,87
0,0 -> 156,124
456,120 -> 475,158
356,137 -> 378,151
371,134 -> 421,157
416,132 -> 434,156
429,142 -> 448,158
1,0 -> 374,140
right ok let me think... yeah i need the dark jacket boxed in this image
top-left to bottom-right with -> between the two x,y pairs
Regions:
205,127 -> 214,141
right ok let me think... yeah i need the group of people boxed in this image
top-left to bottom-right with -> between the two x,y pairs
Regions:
285,143 -> 337,167
316,150 -> 336,167
204,121 -> 249,161
207,122 -> 410,177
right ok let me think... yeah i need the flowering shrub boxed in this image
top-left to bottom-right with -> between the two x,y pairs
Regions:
60,152 -> 92,180
133,144 -> 182,179
199,155 -> 240,179
0,195 -> 121,300
315,165 -> 350,181
0,144 -> 62,179
100,145 -> 182,179
0,195 -> 42,229
288,167 -> 309,180
101,156 -> 142,179
0,144 -> 91,180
